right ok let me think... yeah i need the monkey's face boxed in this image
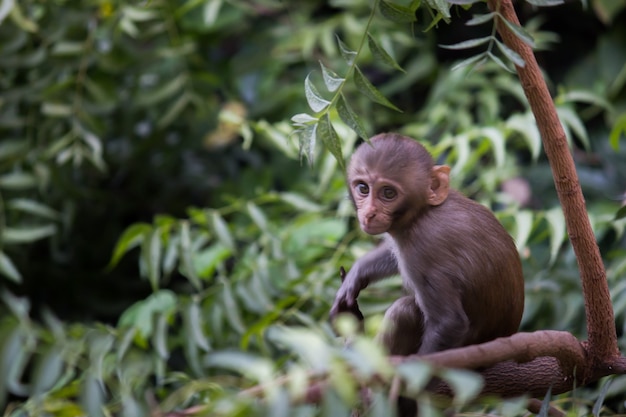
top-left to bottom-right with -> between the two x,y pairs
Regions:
349,177 -> 403,235
347,135 -> 434,235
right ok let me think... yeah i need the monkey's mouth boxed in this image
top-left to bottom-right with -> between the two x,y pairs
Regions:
360,222 -> 388,235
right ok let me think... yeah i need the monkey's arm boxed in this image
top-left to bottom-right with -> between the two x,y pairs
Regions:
330,241 -> 398,319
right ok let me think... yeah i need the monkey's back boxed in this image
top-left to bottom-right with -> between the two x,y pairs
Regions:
396,190 -> 525,346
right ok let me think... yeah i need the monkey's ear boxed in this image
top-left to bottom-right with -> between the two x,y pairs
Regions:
428,165 -> 450,206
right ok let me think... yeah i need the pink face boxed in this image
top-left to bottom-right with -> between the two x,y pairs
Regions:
350,175 -> 402,235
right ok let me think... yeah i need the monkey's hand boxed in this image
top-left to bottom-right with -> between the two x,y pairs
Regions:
329,266 -> 365,322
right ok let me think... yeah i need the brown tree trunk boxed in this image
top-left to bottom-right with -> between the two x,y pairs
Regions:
486,0 -> 619,365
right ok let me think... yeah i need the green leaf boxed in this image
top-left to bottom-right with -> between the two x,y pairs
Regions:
465,12 -> 494,26
145,228 -> 162,291
0,172 -> 37,190
525,0 -> 564,6
319,61 -> 345,92
108,223 -> 151,269
0,0 -> 14,25
367,33 -> 405,72
41,102 -> 72,117
247,202 -> 269,233
336,36 -> 357,66
121,393 -> 142,417
545,207 -> 566,265
87,333 -> 115,384
267,327 -> 331,372
44,131 -> 74,159
615,205 -> 626,221
539,386 -> 553,416
322,389 -> 352,416
81,372 -> 105,417
439,36 -> 492,50
513,211 -> 534,251
221,280 -> 245,334
337,94 -> 368,140
317,114 -> 345,171
193,243 -> 231,278
593,378 -> 612,417
500,18 -> 535,48
51,41 -> 84,56
153,311 -> 170,359
5,328 -> 30,396
204,351 -> 273,383
118,290 -> 177,340
185,300 -> 211,351
395,361 -> 432,395
278,192 -> 323,212
424,11 -> 445,32
451,133 -> 470,176
203,0 -> 223,25
1,291 -> 30,319
609,112 -> 626,150
0,139 -> 28,161
558,106 -> 590,150
3,224 -> 57,244
210,211 -> 235,252
451,53 -> 487,72
304,73 -> 330,113
506,113 -> 541,161
479,127 -> 506,167
135,74 -> 187,107
496,39 -> 525,67
560,89 -> 612,110
116,327 -> 136,365
122,4 -> 159,21
378,0 -> 417,23
182,323 -> 203,377
157,93 -> 190,129
487,51 -> 514,73
32,345 -> 64,396
162,234 -> 179,277
291,113 -> 318,125
0,251 -> 21,283
439,368 -> 483,405
295,123 -> 318,165
180,221 -> 202,290
7,2 -> 36,32
354,66 -> 401,112
425,0 -> 451,20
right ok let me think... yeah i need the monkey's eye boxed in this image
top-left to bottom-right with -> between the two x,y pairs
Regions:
381,187 -> 397,200
356,182 -> 369,195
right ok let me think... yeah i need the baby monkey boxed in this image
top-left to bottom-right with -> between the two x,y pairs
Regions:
331,132 -> 524,360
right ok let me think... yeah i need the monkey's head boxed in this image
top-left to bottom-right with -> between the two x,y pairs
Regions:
347,133 -> 450,235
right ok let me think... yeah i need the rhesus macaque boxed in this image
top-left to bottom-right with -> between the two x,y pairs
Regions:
331,132 -> 524,359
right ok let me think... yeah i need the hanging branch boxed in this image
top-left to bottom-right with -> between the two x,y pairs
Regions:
486,0 -> 619,364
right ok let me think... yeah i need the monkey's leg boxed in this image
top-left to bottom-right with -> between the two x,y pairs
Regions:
379,295 -> 424,356
378,296 -> 424,417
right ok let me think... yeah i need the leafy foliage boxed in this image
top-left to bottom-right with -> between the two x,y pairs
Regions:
1,0 -> 626,415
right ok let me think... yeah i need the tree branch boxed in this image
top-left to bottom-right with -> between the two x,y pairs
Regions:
391,331 -> 585,371
486,0 -> 618,363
